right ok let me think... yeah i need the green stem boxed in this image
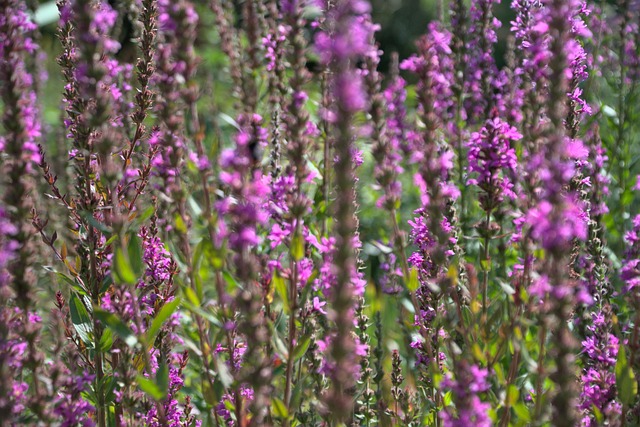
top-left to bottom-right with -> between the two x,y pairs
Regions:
482,209 -> 492,321
533,324 -> 547,424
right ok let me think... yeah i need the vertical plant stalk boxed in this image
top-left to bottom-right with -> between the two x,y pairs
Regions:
265,0 -> 286,178
281,1 -> 313,414
55,1 -> 117,424
0,0 -> 46,420
615,0 -> 630,242
122,0 -> 157,183
450,0 -> 469,238
540,0 -> 586,424
317,0 -> 371,421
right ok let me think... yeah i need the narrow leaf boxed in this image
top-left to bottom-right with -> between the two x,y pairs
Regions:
292,335 -> 312,362
272,397 -> 289,418
137,375 -> 165,401
290,230 -> 304,261
113,247 -> 137,285
407,267 -> 419,292
94,309 -> 138,348
127,234 -> 144,278
69,293 -> 93,346
146,298 -> 181,346
273,272 -> 289,314
616,345 -> 637,406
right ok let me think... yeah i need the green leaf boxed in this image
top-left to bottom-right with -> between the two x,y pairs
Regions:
182,302 -> 222,327
202,378 -> 217,406
113,247 -> 137,285
223,271 -> 239,293
223,399 -> 236,414
616,345 -> 637,406
175,214 -> 187,234
137,375 -> 165,401
205,242 -> 225,271
216,357 -> 233,389
130,206 -> 155,230
592,404 -> 603,423
156,359 -> 169,398
442,391 -> 452,406
292,334 -> 312,362
99,328 -> 114,352
146,298 -> 181,346
183,286 -> 201,307
192,238 -> 206,270
407,267 -> 419,292
513,403 -> 531,422
273,272 -> 289,314
101,374 -> 117,404
94,309 -> 138,348
70,293 -> 94,346
57,273 -> 87,295
127,234 -> 144,278
272,397 -> 289,418
99,275 -> 114,294
79,211 -> 112,235
507,384 -> 520,406
290,230 -> 304,261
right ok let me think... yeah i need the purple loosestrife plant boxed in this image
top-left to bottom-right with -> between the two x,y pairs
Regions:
54,2 -> 127,425
218,112 -> 273,425
0,211 -> 34,422
276,1 -> 320,416
579,308 -> 621,426
467,116 -> 520,208
402,22 -> 468,421
465,0 -> 504,121
621,214 -> 640,410
440,361 -> 491,427
0,0 -> 50,421
153,0 -> 198,197
34,1 -> 190,426
0,0 -> 41,312
315,0 -> 371,421
467,114 -> 520,313
523,0 -> 589,424
403,22 -> 459,290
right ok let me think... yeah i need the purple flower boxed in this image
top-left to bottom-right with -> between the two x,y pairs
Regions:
0,0 -> 41,164
400,22 -> 454,130
142,352 -> 194,427
312,297 -> 327,315
465,0 -> 505,121
384,75 -> 410,154
315,1 -> 376,115
218,114 -> 270,253
141,227 -> 173,284
467,115 -> 521,207
527,198 -> 587,251
440,362 -> 491,427
53,372 -> 96,427
579,310 -> 620,424
622,215 -> 640,292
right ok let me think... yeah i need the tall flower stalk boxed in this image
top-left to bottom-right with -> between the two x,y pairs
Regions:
316,0 -> 371,421
524,0 -> 589,424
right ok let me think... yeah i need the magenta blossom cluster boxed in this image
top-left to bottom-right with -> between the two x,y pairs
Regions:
440,362 -> 491,427
467,115 -> 521,207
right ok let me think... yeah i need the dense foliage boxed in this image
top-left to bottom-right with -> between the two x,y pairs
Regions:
1,0 -> 640,426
